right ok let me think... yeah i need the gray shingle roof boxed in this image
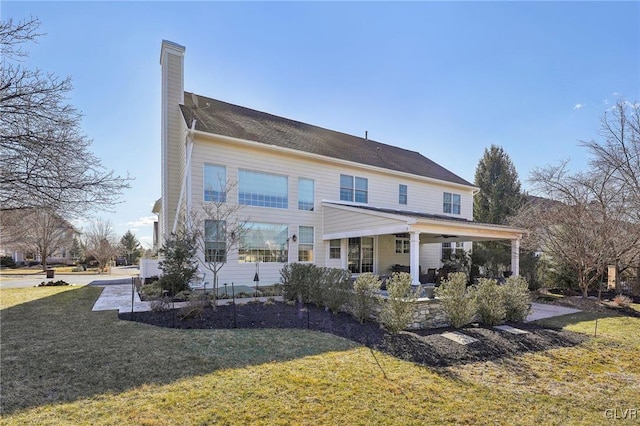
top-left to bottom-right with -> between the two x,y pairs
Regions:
180,92 -> 473,187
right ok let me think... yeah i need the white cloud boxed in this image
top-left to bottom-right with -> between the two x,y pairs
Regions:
126,215 -> 157,230
573,103 -> 585,110
139,235 -> 153,249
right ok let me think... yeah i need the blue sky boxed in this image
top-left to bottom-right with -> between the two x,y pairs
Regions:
3,1 -> 639,248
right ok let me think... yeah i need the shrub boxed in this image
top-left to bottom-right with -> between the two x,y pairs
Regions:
0,256 -> 16,268
158,231 -> 198,296
351,273 -> 381,323
178,292 -> 212,319
304,264 -> 324,305
475,278 -> 506,326
281,263 -> 313,302
613,294 -> 632,308
37,280 -> 70,287
322,268 -> 352,314
435,272 -> 476,328
503,275 -> 532,322
150,296 -> 172,312
379,272 -> 418,333
139,281 -> 163,300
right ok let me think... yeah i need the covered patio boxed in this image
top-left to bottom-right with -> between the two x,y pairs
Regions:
322,202 -> 527,285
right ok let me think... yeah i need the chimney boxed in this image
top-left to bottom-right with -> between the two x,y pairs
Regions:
159,40 -> 185,240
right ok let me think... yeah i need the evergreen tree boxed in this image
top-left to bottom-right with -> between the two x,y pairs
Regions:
473,145 -> 525,277
120,230 -> 142,265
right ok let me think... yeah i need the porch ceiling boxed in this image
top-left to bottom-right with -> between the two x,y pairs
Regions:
321,201 -> 526,242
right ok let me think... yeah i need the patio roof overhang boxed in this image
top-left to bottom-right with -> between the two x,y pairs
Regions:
321,201 -> 527,242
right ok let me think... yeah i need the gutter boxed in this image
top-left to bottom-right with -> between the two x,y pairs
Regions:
172,118 -> 196,233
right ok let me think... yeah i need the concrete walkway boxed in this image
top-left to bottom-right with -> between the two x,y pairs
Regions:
525,302 -> 581,322
90,285 -> 581,321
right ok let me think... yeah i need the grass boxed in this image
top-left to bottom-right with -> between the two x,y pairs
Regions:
1,287 -> 639,425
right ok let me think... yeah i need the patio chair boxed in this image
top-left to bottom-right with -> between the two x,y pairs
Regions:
189,269 -> 207,290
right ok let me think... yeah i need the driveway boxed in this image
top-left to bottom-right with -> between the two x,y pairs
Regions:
526,302 -> 581,322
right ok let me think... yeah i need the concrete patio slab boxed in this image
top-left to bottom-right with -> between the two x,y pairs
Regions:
494,325 -> 529,335
441,331 -> 479,345
526,302 -> 581,322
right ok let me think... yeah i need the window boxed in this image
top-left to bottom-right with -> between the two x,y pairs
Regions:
239,170 -> 288,208
395,233 -> 410,254
298,178 -> 314,211
443,192 -> 461,214
204,164 -> 226,202
340,174 -> 368,203
298,226 -> 314,262
204,220 -> 226,263
329,239 -> 341,259
441,242 -> 454,261
239,222 -> 288,263
399,184 -> 407,205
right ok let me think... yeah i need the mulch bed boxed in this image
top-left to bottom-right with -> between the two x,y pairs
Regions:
119,302 -> 589,368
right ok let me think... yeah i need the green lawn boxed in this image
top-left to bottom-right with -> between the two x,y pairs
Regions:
1,286 -> 639,425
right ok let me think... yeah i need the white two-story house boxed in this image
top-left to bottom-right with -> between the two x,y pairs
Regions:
155,40 -> 526,287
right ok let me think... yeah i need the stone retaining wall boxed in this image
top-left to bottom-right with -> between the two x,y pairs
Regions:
362,297 -> 448,330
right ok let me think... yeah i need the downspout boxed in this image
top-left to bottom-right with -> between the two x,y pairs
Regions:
172,118 -> 197,234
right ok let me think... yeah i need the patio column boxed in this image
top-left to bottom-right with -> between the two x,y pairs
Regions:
409,231 -> 420,285
511,238 -> 520,276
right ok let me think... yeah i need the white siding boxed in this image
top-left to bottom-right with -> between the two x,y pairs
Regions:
185,134 -> 477,285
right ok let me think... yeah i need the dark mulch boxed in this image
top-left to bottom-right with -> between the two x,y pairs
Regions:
119,302 -> 589,368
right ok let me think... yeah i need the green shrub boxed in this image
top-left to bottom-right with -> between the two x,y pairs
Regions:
158,231 -> 198,296
475,278 -> 505,326
322,268 -> 352,314
1,256 -> 16,268
281,263 -> 313,302
503,275 -> 532,322
139,281 -> 163,300
351,273 -> 381,323
304,264 -> 324,305
435,272 -> 476,328
379,272 -> 418,333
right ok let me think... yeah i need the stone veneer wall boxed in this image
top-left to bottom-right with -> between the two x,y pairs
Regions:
362,297 -> 449,330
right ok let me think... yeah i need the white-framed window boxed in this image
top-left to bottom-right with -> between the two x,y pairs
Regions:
298,226 -> 314,262
399,184 -> 407,205
204,164 -> 226,202
239,222 -> 288,263
298,178 -> 314,211
329,239 -> 341,259
204,220 -> 226,262
239,170 -> 288,209
340,174 -> 368,203
442,242 -> 468,261
443,192 -> 461,215
395,233 -> 410,253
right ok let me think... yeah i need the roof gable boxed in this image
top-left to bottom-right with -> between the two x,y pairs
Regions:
180,92 -> 473,187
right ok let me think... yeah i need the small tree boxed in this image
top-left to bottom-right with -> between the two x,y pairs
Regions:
83,219 -> 119,273
190,179 -> 248,296
158,231 -> 198,296
435,272 -> 476,328
379,272 -> 418,333
352,273 -> 381,323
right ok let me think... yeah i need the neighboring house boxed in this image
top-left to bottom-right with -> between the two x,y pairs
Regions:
154,40 -> 526,287
0,210 -> 79,266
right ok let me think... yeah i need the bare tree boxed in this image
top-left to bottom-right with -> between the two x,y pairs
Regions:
83,219 -> 119,273
188,180 -> 249,296
0,17 -> 131,217
513,161 -> 640,298
0,209 -> 75,270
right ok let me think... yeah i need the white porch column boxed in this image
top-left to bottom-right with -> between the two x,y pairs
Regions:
511,238 -> 520,277
409,231 -> 421,285
341,239 -> 348,271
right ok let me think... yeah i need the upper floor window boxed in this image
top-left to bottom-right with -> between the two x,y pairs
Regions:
399,184 -> 407,205
443,192 -> 461,215
204,164 -> 226,202
239,170 -> 288,209
298,178 -> 314,211
204,220 -> 226,263
340,174 -> 368,203
239,222 -> 288,263
298,226 -> 314,262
